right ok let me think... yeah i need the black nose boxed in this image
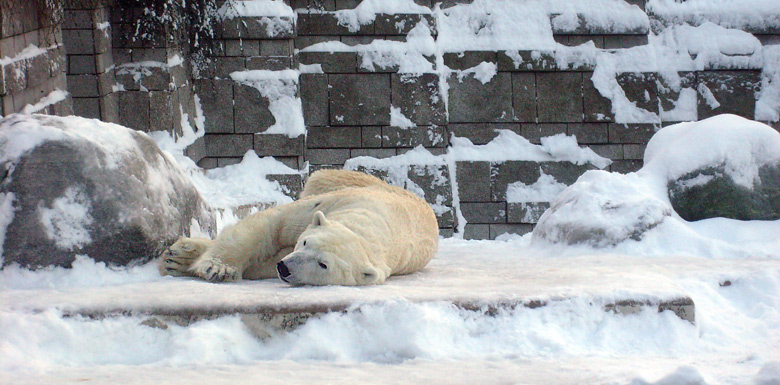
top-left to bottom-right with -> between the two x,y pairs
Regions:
277,261 -> 291,278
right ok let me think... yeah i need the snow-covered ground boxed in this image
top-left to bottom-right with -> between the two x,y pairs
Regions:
1,238 -> 779,385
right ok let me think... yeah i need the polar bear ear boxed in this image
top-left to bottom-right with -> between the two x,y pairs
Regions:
312,211 -> 330,227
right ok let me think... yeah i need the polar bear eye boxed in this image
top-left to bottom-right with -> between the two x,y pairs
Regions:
318,262 -> 328,270
302,240 -> 307,246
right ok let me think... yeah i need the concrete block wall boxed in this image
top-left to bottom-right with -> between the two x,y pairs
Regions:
193,0 -> 302,170
0,1 -> 72,116
62,0 -> 113,120
107,1 -> 205,163
19,0 -> 776,239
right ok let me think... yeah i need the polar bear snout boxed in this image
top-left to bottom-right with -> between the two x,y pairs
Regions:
276,261 -> 291,282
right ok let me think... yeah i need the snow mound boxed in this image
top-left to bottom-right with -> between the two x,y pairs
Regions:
533,114 -> 780,256
642,114 -> 780,188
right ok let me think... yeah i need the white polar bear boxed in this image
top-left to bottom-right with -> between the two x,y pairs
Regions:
159,169 -> 439,285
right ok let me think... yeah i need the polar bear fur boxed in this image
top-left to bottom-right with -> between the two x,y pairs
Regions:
159,169 -> 439,285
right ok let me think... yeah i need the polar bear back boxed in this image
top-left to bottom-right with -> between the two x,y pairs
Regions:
301,169 -> 389,198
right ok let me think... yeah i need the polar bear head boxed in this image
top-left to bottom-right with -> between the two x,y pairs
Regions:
276,211 -> 388,286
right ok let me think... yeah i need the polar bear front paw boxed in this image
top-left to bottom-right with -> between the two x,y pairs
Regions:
159,238 -> 210,277
189,258 -> 240,283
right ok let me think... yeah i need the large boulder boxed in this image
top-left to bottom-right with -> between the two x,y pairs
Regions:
0,114 -> 215,268
532,170 -> 671,247
645,115 -> 780,221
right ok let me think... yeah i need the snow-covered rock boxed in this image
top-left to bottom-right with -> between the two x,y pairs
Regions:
646,115 -> 780,221
0,114 -> 215,269
533,114 -> 780,247
533,170 -> 671,247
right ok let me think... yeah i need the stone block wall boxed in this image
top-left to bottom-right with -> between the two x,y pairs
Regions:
0,1 -> 71,116
9,0 -> 780,240
193,1 -> 301,169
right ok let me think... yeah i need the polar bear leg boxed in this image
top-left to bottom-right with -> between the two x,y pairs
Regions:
189,255 -> 241,282
159,237 -> 212,277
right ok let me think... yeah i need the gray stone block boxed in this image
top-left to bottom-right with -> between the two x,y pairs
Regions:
292,0 -> 336,11
62,29 -> 95,55
72,97 -> 101,119
463,224 -> 489,240
537,72 -> 583,122
567,123 -> 608,144
616,72 -> 658,114
541,161 -> 595,185
583,71 -> 614,122
350,148 -> 396,159
26,54 -> 50,89
329,73 -> 391,125
100,92 -> 118,123
234,84 -> 275,133
391,73 -> 446,125
520,123 -> 566,144
382,125 -> 447,148
623,144 -> 646,160
589,144 -> 624,160
246,56 -> 294,71
267,174 -> 306,199
407,164 -> 452,205
298,51 -> 357,73
260,40 -> 293,57
448,72 -> 513,123
93,28 -> 111,55
306,148 -> 351,165
195,79 -> 234,134
658,72 -> 696,116
307,126 -> 361,148
63,9 -> 93,29
507,202 -> 550,224
196,57 -> 245,79
512,72 -> 536,122
67,74 -> 98,98
556,35 -> 605,49
297,13 -> 373,35
216,157 -> 242,167
255,134 -> 305,156
3,61 -> 26,94
604,35 -> 649,49
374,14 -> 436,35
149,91 -> 173,132
68,55 -> 96,75
610,160 -> 643,174
608,123 -> 658,143
1,95 -> 13,115
497,50 -> 557,72
449,123 -> 521,145
197,157 -> 219,169
205,134 -> 254,157
294,36 -> 333,50
491,161 -> 593,201
461,202 -> 506,224
299,73 -> 328,126
443,51 -> 496,71
362,126 -> 382,147
224,39 -> 243,56
118,91 -> 150,131
456,161 -> 491,202
95,52 -> 113,73
697,71 -> 761,120
489,224 -> 534,239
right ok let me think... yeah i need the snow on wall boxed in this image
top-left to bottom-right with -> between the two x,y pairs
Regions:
230,69 -> 306,138
295,0 -> 777,123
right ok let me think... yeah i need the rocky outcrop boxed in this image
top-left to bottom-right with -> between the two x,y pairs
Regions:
0,114 -> 215,268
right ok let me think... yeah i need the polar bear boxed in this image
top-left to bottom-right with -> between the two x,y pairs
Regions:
159,169 -> 439,285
